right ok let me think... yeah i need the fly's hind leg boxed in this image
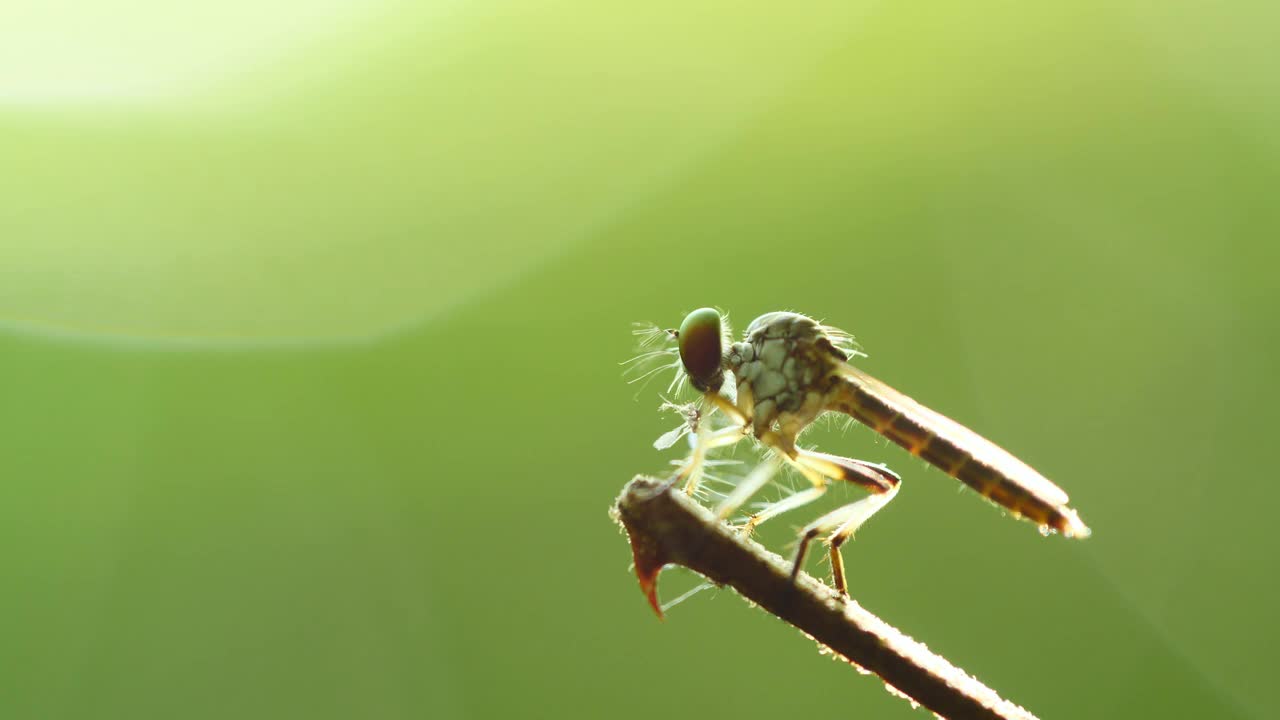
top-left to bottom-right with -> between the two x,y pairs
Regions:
737,432 -> 830,537
714,454 -> 784,523
789,450 -> 901,596
739,433 -> 878,536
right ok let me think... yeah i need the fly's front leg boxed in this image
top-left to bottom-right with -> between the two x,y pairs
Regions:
789,450 -> 901,596
707,392 -> 749,427
676,391 -> 752,496
678,423 -> 748,496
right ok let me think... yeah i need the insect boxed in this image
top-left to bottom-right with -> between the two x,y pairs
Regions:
631,308 -> 1090,596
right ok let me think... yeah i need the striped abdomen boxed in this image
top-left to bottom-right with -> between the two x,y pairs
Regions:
828,366 -> 1089,538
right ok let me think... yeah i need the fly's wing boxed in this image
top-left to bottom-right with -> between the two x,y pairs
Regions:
833,363 -> 1086,535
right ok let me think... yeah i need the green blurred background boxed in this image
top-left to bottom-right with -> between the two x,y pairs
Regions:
2,1 -> 1277,718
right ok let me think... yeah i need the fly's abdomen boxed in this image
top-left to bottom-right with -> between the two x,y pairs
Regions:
830,371 -> 1090,538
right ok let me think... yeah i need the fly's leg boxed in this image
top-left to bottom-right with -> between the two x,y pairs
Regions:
826,484 -> 899,595
678,423 -> 748,496
714,454 -> 783,522
741,483 -> 828,536
715,432 -> 899,546
706,392 -> 749,427
677,390 -> 752,496
738,433 -> 830,536
789,455 -> 901,596
739,434 -> 888,534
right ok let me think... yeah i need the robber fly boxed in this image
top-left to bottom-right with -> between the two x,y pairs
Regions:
632,308 -> 1089,596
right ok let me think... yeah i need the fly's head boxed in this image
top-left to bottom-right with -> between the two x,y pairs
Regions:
676,307 -> 729,394
623,307 -> 734,399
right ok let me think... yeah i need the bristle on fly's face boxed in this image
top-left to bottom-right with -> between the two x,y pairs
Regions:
631,321 -> 672,348
623,322 -> 688,396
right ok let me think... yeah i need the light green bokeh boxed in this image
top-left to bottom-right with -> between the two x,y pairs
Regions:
1,2 -> 1277,718
1,0 -> 873,342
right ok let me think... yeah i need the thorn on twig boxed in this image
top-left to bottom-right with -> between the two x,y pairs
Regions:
610,475 -> 1039,720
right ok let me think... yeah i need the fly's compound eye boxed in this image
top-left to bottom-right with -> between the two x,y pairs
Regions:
678,307 -> 725,393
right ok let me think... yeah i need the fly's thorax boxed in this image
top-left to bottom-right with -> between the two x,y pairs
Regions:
726,312 -> 846,436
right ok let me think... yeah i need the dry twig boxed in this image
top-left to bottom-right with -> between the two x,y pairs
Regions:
611,475 -> 1039,720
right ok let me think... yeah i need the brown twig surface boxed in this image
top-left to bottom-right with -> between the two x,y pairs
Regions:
611,475 -> 1039,720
